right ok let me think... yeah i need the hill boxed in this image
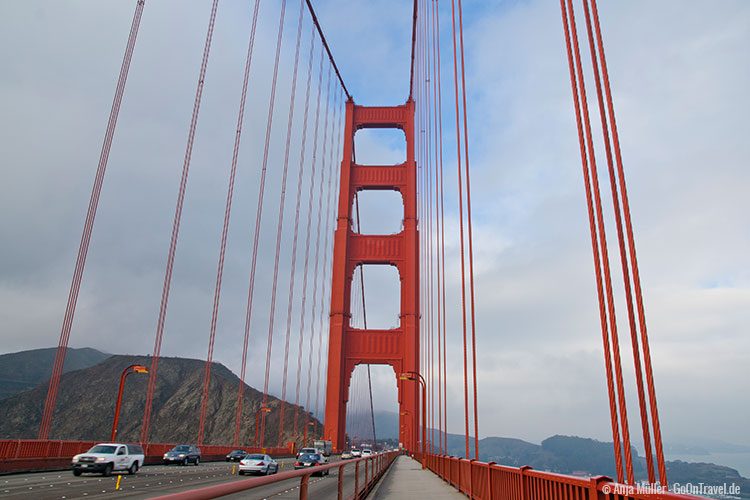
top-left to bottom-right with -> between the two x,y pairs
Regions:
0,347 -> 109,400
0,354 -> 319,446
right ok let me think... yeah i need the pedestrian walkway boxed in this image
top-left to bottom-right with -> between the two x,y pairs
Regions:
369,455 -> 466,499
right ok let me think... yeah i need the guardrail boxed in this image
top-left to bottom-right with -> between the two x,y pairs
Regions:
420,453 -> 703,500
151,451 -> 399,500
0,439 -> 293,474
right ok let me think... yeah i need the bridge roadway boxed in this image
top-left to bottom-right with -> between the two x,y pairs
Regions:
0,456 -> 361,499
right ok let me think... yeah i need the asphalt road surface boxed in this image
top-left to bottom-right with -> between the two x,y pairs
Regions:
0,457 -> 363,499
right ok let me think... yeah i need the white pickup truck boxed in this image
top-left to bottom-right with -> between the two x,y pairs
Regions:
71,443 -> 145,476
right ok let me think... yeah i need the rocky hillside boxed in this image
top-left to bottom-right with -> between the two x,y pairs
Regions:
0,347 -> 108,400
0,354 -> 320,446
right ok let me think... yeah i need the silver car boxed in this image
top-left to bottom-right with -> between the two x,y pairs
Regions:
238,454 -> 279,476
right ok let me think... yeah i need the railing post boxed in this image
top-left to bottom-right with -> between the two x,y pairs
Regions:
355,460 -> 360,499
457,457 -> 461,490
468,459 -> 475,499
589,475 -> 612,500
299,473 -> 310,500
519,465 -> 532,500
486,461 -> 496,500
338,464 -> 345,500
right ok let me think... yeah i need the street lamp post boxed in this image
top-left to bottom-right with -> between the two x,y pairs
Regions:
111,364 -> 148,441
302,421 -> 315,447
399,371 -> 426,469
254,406 -> 271,449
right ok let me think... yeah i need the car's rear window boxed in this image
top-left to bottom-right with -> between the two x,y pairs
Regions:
173,445 -> 191,452
245,454 -> 265,460
88,445 -> 117,454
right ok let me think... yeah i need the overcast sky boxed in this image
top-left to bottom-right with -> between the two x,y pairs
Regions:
1,0 -> 748,455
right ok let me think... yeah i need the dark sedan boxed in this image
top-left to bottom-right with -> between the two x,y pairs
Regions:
294,453 -> 329,476
226,449 -> 247,462
163,445 -> 201,465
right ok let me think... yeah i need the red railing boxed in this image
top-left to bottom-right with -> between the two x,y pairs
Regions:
151,451 -> 400,500
0,439 -> 294,473
422,454 -> 703,500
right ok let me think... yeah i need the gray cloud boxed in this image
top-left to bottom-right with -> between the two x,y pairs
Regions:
1,0 -> 748,455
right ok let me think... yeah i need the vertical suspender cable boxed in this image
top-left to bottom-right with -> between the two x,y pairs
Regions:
39,0 -> 146,440
258,0 -> 292,449
430,0 -> 444,455
561,0 -> 636,483
278,22 -> 316,448
566,0 -> 635,483
350,193 -> 378,447
201,0 -> 261,448
578,0 -> 655,484
559,0 -> 623,482
232,0 -> 285,446
141,0 -> 220,446
425,0 -> 437,454
448,0 -> 471,460
588,0 -> 667,485
455,0 -> 480,458
293,45 -> 325,441
432,0 -> 449,455
314,89 -> 340,430
305,65 -> 333,434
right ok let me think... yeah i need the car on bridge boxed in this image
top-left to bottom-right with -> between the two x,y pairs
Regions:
341,450 -> 354,459
238,454 -> 279,476
226,449 -> 247,462
350,448 -> 362,457
294,453 -> 329,476
71,443 -> 144,477
163,444 -> 201,465
297,446 -> 327,462
361,449 -> 373,457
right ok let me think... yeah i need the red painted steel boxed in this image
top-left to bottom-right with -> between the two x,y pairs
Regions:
424,454 -> 701,500
577,0 -> 656,484
110,364 -> 148,441
585,0 -> 668,485
324,101 -> 419,452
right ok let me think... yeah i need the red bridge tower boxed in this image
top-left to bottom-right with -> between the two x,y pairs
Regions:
324,99 -> 419,452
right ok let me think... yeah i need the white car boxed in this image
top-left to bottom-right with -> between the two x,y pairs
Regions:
361,449 -> 373,457
351,448 -> 362,457
238,454 -> 279,476
71,443 -> 144,476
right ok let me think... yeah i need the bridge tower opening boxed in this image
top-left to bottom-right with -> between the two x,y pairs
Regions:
324,100 -> 419,453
